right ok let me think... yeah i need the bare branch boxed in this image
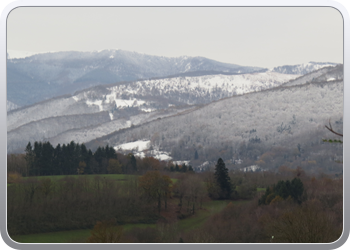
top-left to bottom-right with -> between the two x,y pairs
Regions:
325,119 -> 343,137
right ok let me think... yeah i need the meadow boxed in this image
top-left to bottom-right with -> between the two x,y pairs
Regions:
7,167 -> 342,243
8,173 -> 251,243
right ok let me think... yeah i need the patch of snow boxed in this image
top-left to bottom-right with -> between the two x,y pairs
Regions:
141,108 -> 155,113
72,96 -> 80,102
173,160 -> 190,166
104,92 -> 146,108
114,140 -> 172,161
109,112 -> 114,120
134,152 -> 146,158
241,165 -> 266,172
114,140 -> 150,151
327,77 -> 336,82
151,150 -> 172,161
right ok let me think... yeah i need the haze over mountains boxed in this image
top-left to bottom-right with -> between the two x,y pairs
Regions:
6,49 -> 343,173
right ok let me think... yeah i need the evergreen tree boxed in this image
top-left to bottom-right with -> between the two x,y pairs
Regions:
214,158 -> 232,199
290,177 -> 304,204
53,144 -> 63,175
94,147 -> 106,173
24,142 -> 34,176
41,141 -> 54,175
259,178 -> 304,205
33,141 -> 42,175
127,153 -> 137,173
80,144 -> 89,163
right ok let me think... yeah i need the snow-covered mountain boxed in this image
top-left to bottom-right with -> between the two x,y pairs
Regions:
281,64 -> 343,87
102,71 -> 299,106
7,47 -> 338,109
7,70 -> 299,153
86,77 -> 343,166
7,49 -> 264,106
270,61 -> 338,75
7,64 -> 342,156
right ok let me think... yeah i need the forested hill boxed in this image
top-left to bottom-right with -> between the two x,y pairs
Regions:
85,78 -> 343,165
7,71 -> 299,154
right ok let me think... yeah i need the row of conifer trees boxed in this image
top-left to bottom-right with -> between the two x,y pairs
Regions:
24,141 -> 126,176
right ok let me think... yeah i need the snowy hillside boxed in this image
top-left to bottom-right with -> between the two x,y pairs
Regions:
270,61 -> 338,75
8,71 -> 297,132
103,72 -> 299,105
7,49 -> 264,106
47,106 -> 197,148
6,64 -> 342,156
7,96 -> 196,153
86,79 -> 343,164
7,95 -> 96,132
7,112 -> 111,153
282,64 -> 343,87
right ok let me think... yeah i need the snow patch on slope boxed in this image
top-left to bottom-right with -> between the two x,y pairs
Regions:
115,140 -> 150,151
114,139 -> 172,161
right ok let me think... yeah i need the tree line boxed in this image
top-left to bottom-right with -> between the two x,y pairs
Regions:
24,141 -> 121,176
18,141 -> 195,177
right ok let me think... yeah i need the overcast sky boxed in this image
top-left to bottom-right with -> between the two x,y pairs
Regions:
7,7 -> 343,68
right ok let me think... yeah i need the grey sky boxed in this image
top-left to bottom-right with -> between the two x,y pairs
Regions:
7,7 -> 343,68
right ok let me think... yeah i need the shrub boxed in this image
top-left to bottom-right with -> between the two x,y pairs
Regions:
264,200 -> 342,243
7,172 -> 22,184
87,219 -> 123,243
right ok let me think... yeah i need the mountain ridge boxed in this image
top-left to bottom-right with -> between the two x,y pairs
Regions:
7,49 -> 263,106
